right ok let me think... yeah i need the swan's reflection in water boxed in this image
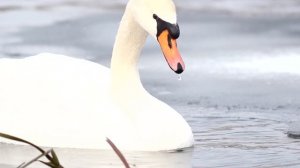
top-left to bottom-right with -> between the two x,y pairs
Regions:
0,143 -> 194,168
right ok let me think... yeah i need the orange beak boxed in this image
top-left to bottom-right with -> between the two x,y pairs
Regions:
158,30 -> 185,74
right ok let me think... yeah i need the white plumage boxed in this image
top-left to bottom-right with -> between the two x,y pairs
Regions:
0,0 -> 193,151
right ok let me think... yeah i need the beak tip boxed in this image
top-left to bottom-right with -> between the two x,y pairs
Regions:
174,63 -> 184,74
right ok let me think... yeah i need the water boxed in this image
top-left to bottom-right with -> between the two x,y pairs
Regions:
178,75 -> 182,81
1,1 -> 300,167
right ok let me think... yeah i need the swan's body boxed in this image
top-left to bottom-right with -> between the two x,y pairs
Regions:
0,0 -> 193,151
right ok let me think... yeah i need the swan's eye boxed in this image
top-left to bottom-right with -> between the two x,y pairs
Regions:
153,14 -> 180,39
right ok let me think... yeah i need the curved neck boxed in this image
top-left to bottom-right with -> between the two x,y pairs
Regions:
110,4 -> 148,96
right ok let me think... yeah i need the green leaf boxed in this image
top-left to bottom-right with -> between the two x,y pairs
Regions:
0,132 -> 63,167
50,149 -> 60,165
0,132 -> 45,154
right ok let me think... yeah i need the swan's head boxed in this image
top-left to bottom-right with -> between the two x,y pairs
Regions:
130,0 -> 185,74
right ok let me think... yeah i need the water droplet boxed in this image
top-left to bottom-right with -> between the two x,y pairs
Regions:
178,75 -> 182,81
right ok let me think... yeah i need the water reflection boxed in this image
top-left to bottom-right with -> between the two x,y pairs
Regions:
0,144 -> 194,168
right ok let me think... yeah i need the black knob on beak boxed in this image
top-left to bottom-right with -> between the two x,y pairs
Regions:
175,63 -> 184,74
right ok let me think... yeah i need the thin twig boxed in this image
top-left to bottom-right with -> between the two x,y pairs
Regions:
0,133 -> 53,161
106,138 -> 130,168
17,149 -> 52,168
0,132 -> 63,168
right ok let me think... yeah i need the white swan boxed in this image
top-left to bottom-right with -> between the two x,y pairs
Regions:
0,0 -> 194,151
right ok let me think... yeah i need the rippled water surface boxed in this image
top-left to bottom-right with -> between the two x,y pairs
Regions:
1,1 -> 300,167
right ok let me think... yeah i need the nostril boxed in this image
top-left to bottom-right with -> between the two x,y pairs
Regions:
175,63 -> 184,74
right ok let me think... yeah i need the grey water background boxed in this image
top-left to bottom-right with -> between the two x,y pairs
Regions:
1,0 -> 300,167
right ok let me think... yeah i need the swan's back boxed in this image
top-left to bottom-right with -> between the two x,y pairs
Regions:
0,53 -> 110,112
0,53 -> 120,149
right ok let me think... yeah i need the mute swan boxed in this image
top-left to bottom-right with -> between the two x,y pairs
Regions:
0,0 -> 194,151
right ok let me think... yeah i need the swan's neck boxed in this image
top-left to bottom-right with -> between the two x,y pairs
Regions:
111,5 -> 148,96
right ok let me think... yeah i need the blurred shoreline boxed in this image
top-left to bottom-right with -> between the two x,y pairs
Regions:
1,0 -> 300,16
